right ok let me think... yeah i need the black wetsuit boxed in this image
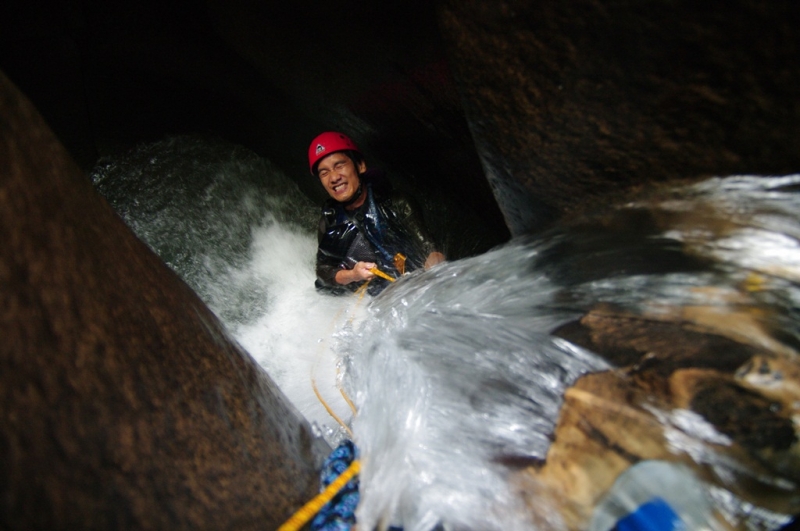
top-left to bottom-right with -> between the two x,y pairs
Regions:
315,171 -> 436,295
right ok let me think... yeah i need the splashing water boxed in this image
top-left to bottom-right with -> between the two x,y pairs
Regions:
91,136 -> 358,440
345,252 -> 610,531
343,174 -> 800,531
93,138 -> 800,531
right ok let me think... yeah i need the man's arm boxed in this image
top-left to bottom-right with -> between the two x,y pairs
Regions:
316,214 -> 347,287
317,218 -> 377,286
423,251 -> 445,269
334,261 -> 376,284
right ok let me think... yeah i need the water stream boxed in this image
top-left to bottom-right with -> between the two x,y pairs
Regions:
92,136 -> 800,531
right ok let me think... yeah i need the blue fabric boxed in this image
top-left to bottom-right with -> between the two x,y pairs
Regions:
615,497 -> 684,531
310,440 -> 360,531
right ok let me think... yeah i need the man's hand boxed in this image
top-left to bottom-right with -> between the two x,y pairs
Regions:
335,261 -> 376,285
424,251 -> 445,269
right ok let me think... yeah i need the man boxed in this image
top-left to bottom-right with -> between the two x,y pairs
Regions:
309,131 -> 445,295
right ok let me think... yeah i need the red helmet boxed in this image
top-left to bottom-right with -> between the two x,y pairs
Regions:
307,131 -> 361,174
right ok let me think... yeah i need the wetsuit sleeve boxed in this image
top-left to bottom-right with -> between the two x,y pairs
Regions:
316,215 -> 343,288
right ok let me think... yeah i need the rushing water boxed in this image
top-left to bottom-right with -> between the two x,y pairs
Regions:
92,136 -> 800,531
91,136 -> 360,433
347,175 -> 800,531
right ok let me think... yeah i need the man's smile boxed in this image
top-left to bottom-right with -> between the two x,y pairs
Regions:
317,152 -> 364,203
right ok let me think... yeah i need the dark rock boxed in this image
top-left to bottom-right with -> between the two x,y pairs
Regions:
3,1 -> 799,242
554,307 -> 760,374
0,71 -> 321,530
439,0 -> 800,234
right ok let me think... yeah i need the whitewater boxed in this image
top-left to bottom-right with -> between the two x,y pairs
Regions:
92,136 -> 800,531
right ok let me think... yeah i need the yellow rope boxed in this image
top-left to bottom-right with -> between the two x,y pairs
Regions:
340,388 -> 358,416
354,280 -> 371,297
337,368 -> 359,417
311,376 -> 354,439
336,281 -> 372,418
309,281 -> 368,436
281,261 -> 409,530
281,275 -> 375,531
276,459 -> 361,531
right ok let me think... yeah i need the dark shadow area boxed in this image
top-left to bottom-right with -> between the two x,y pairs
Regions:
0,0 -> 510,259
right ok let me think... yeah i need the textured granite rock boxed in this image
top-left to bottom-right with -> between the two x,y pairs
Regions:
0,71 -> 322,530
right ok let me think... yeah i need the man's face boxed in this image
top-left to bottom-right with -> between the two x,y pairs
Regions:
317,152 -> 366,203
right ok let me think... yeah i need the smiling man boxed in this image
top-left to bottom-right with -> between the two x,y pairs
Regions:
308,131 -> 445,295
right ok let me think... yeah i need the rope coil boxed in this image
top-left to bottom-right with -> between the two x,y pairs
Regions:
277,459 -> 361,531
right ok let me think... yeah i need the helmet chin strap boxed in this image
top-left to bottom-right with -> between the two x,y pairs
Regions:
339,180 -> 364,208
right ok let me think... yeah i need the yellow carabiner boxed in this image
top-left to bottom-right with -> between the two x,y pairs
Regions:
393,253 -> 406,275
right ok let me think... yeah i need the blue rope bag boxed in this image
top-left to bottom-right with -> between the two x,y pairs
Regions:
311,441 -> 360,531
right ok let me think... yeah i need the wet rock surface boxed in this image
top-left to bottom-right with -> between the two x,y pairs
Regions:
439,0 -> 800,234
543,297 -> 800,528
0,71 -> 322,530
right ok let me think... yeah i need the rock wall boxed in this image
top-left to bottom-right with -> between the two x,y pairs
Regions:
0,71 -> 321,530
440,0 -> 800,234
4,1 -> 798,241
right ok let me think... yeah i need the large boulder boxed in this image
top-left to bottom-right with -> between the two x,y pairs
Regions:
439,0 -> 800,234
0,70 -> 321,530
537,307 -> 800,529
518,190 -> 800,529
